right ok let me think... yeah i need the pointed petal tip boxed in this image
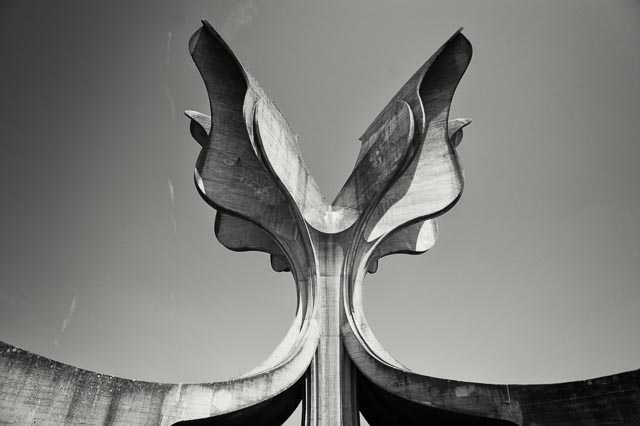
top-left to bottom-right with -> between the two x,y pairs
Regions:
185,110 -> 207,120
200,20 -> 226,43
457,118 -> 472,128
188,27 -> 202,54
447,118 -> 471,147
448,117 -> 472,131
201,20 -> 216,37
190,21 -> 226,55
201,19 -> 213,31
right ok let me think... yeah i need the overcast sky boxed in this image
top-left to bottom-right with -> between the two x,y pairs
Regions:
1,1 -> 639,424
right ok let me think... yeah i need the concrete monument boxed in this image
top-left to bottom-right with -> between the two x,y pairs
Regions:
1,21 -> 639,425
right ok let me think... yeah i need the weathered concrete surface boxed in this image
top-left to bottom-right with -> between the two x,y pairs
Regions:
345,326 -> 640,425
0,337 -> 312,424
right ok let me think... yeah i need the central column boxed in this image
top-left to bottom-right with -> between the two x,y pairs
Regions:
304,232 -> 358,426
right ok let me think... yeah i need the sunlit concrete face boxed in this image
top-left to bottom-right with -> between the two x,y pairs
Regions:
0,2 -> 639,426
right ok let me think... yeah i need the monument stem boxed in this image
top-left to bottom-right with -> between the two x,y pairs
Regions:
303,233 -> 359,426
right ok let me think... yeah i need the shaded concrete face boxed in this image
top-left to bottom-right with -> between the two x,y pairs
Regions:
0,341 -> 304,425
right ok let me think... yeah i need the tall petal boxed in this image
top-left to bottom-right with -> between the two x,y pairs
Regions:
363,30 -> 473,242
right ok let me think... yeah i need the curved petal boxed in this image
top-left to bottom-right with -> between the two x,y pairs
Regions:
359,29 -> 467,153
356,370 -> 517,426
363,31 -> 473,242
333,101 -> 414,217
254,98 -> 359,233
342,324 -> 522,424
361,118 -> 466,274
342,243 -> 519,424
344,327 -> 640,425
188,23 -> 316,301
346,250 -> 409,369
0,321 -> 319,424
186,111 -> 297,275
253,98 -> 331,226
189,21 -> 298,243
344,250 -> 640,424
235,307 -> 303,379
173,380 -> 303,426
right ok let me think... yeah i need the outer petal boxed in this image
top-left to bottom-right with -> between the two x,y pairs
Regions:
186,112 -> 294,274
363,31 -> 473,242
189,22 -> 298,242
342,324 -> 521,425
0,321 -> 319,425
362,118 -> 468,274
344,325 -> 640,425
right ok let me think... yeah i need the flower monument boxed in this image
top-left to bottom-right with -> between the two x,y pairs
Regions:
0,21 -> 638,426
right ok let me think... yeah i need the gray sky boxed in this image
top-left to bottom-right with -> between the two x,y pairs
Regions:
1,1 -> 639,424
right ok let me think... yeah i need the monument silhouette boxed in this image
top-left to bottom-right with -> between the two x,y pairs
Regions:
1,21 -> 639,425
